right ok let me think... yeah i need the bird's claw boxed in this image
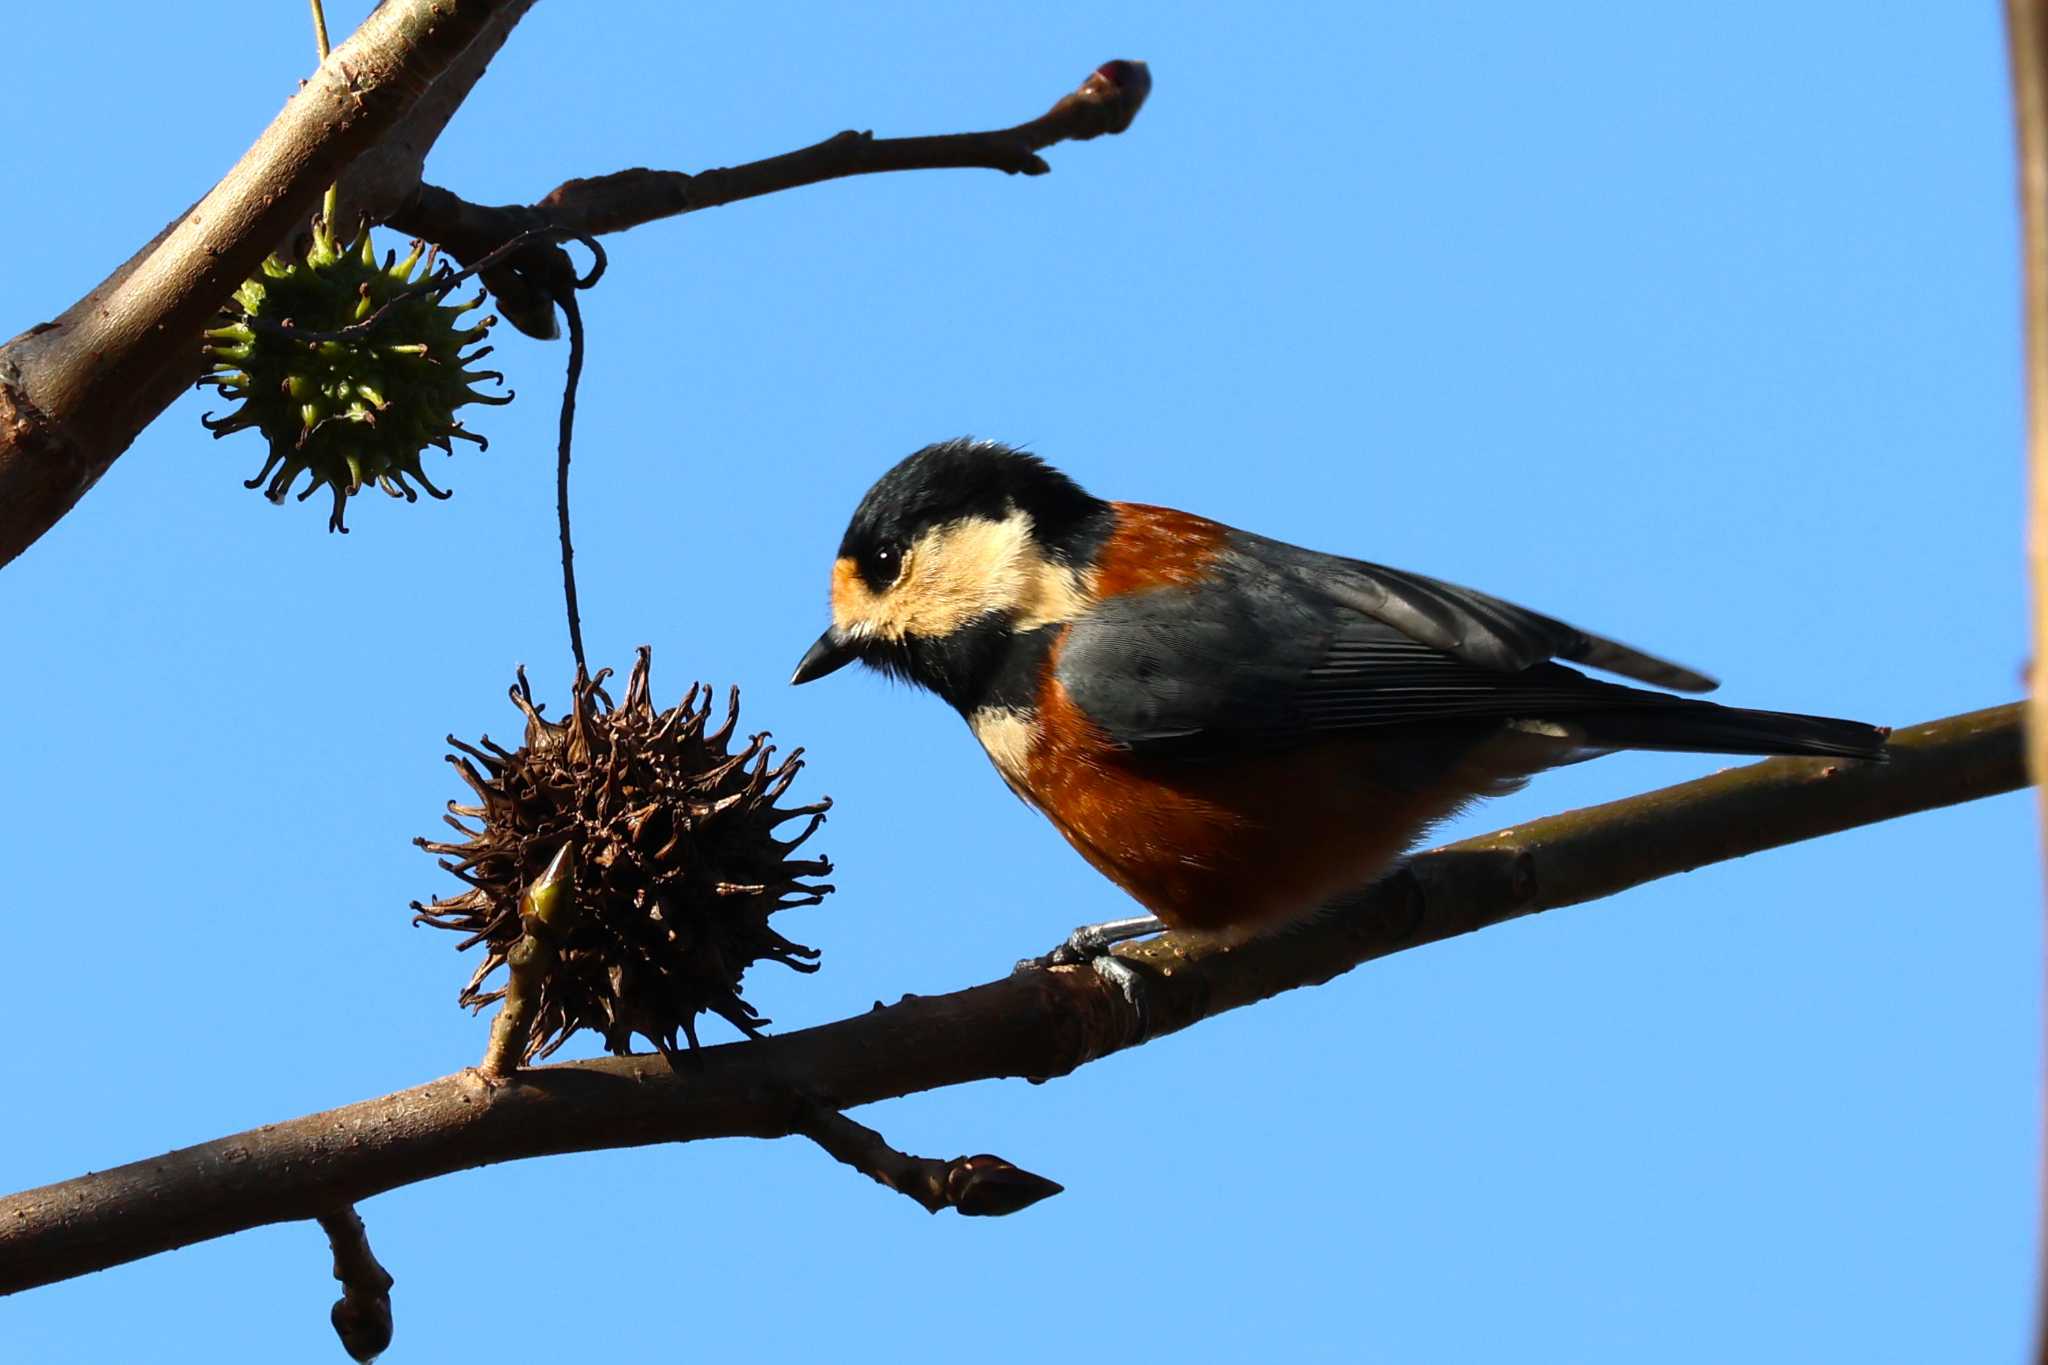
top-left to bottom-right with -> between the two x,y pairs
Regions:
1034,937 -> 1091,969
1014,915 -> 1165,974
1090,954 -> 1150,1021
1010,919 -> 1158,1037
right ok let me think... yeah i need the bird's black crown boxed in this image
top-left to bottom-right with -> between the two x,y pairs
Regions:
838,439 -> 1110,590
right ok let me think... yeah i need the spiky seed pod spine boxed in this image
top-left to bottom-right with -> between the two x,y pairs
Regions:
413,650 -> 834,1064
200,214 -> 511,532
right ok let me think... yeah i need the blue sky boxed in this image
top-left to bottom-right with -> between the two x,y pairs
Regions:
1,3 -> 2034,1361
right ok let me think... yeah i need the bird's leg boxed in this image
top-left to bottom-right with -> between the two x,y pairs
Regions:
1018,915 -> 1165,972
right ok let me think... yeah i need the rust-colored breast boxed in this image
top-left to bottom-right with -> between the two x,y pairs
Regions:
1019,669 -> 1477,938
1009,508 -> 1502,936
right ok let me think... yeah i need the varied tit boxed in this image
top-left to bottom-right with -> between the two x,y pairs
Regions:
792,439 -> 1886,952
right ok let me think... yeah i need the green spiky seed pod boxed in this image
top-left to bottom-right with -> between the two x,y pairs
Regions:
413,650 -> 835,1064
199,215 -> 511,532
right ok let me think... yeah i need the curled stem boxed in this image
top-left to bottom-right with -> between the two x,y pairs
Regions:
555,287 -> 587,677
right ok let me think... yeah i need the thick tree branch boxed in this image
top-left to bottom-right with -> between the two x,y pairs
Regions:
327,0 -> 540,239
389,59 -> 1152,337
0,704 -> 2019,1296
0,0 -> 520,570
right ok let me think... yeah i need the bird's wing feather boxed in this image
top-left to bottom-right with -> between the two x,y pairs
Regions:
1233,530 -> 1717,692
1055,532 -> 1696,758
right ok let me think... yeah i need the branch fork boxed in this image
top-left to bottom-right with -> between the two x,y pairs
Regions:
0,43 -> 1152,562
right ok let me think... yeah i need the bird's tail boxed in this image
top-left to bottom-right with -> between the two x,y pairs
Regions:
1563,699 -> 1889,761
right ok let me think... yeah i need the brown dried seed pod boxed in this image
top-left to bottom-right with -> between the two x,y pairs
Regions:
413,648 -> 833,1064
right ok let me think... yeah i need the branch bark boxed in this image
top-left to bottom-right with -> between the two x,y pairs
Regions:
0,703 -> 2019,1297
794,1101 -> 1064,1216
2004,2 -> 2048,1358
0,0 -> 520,569
389,58 -> 1152,338
0,45 -> 1148,566
316,1206 -> 394,1363
326,0 -> 540,240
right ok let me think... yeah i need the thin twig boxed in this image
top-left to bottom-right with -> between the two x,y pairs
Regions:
388,59 -> 1152,338
309,0 -> 333,62
793,1098 -> 1063,1216
539,58 -> 1152,233
316,1206 -> 394,1363
309,0 -> 339,230
0,704 -> 2019,1296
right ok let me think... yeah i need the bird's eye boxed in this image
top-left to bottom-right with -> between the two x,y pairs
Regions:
862,542 -> 902,586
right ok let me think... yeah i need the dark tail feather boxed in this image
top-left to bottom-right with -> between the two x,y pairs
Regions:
1567,700 -> 1889,761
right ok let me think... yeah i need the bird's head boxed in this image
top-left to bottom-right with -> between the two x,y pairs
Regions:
791,439 -> 1110,706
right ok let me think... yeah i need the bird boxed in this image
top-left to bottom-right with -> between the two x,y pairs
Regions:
791,438 -> 1888,958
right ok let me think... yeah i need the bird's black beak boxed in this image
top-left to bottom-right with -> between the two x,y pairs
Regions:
790,626 -> 859,685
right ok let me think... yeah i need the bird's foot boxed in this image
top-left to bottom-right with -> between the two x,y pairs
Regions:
1087,953 -> 1152,1026
1016,915 -> 1165,973
1014,915 -> 1162,1037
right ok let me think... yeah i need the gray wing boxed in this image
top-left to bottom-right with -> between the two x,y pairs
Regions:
1055,532 -> 1712,758
1234,529 -> 1716,692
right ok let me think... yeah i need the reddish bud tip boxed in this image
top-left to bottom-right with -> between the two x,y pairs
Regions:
1084,59 -> 1152,133
947,1154 -> 1066,1216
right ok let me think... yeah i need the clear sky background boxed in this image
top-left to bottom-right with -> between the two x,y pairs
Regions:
1,4 -> 2034,1362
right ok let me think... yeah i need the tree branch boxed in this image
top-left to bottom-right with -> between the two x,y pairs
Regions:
2003,3 -> 2048,1357
326,0 -> 540,241
0,46 -> 1149,562
793,1100 -> 1064,1216
0,0 -> 521,570
0,704 -> 2019,1297
389,59 -> 1152,337
316,1206 -> 394,1363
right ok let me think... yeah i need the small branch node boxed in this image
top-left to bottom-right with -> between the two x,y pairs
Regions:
792,1097 -> 1063,1217
316,1205 -> 393,1362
